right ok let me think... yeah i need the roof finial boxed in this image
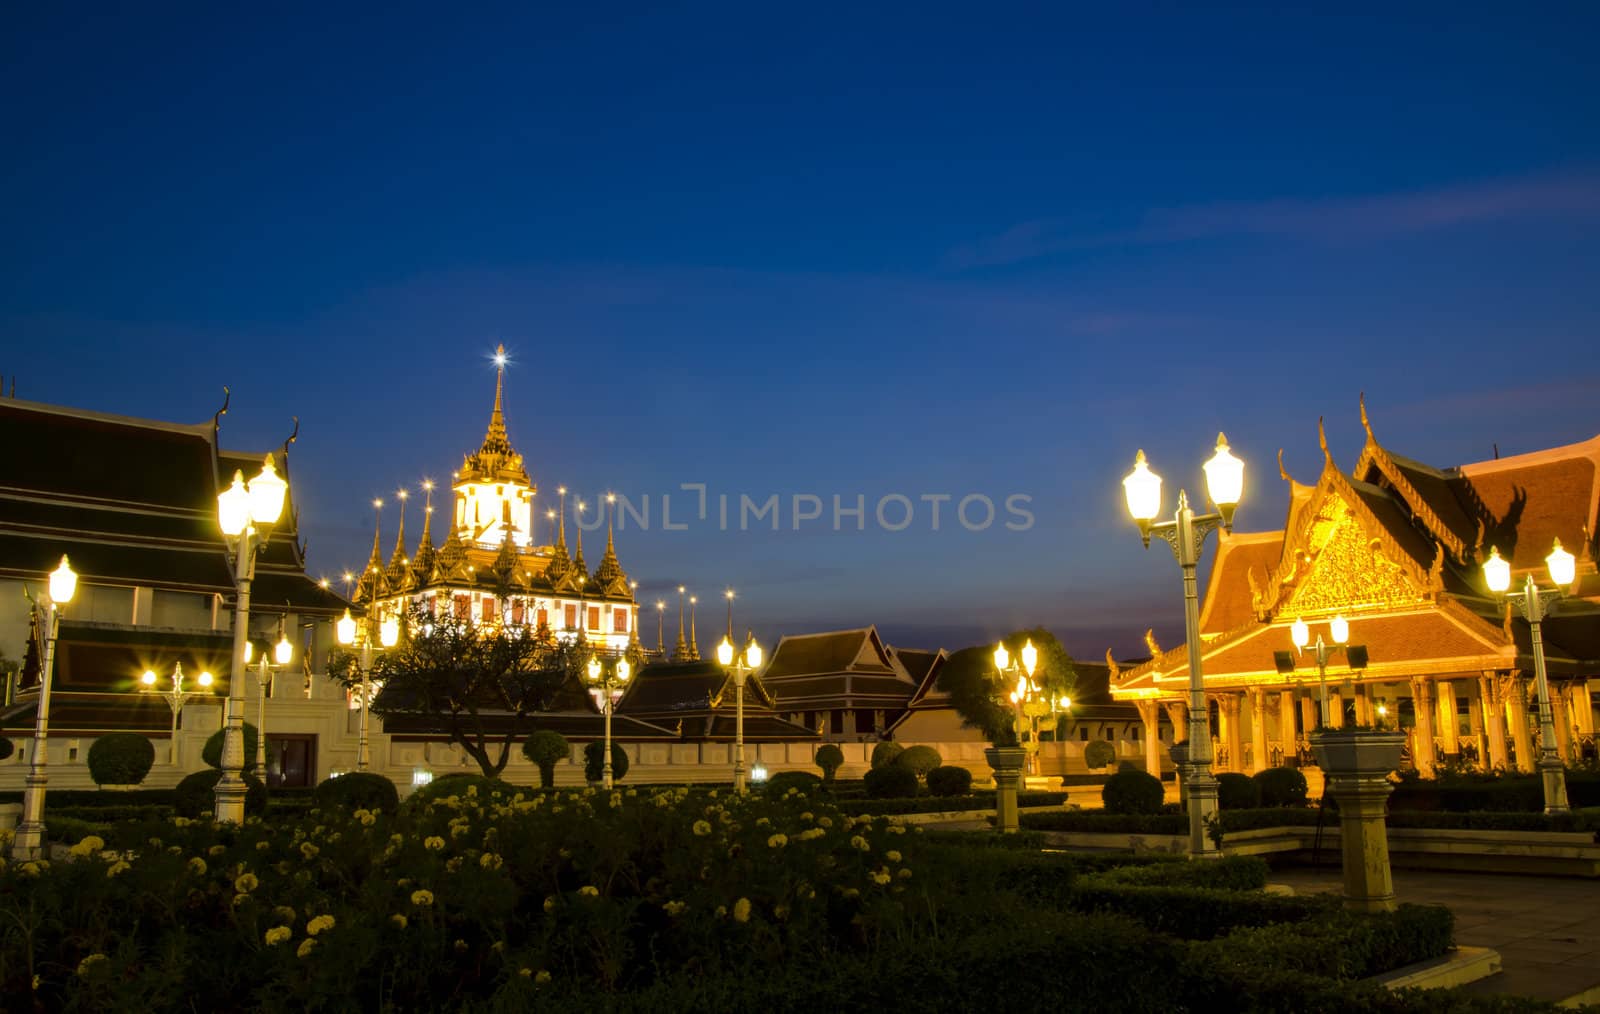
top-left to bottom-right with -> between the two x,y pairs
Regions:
674,586 -> 688,660
391,489 -> 408,562
1359,392 -> 1373,440
557,486 -> 568,547
480,344 -> 512,456
656,600 -> 666,656
419,480 -> 435,547
368,498 -> 384,566
1277,448 -> 1293,483
1317,416 -> 1332,463
573,499 -> 588,577
725,588 -> 734,641
688,595 -> 700,661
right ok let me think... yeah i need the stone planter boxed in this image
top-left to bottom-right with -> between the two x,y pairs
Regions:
984,745 -> 1027,834
1311,729 -> 1405,913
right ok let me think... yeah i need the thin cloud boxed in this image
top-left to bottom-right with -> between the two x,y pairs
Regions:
949,171 -> 1600,269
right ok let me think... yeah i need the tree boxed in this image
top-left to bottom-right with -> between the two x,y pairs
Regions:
814,743 -> 844,783
522,730 -> 572,788
936,627 -> 1077,745
328,606 -> 578,779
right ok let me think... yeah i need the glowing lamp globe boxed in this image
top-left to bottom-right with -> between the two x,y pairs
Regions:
1020,639 -> 1038,677
379,614 -> 400,648
198,671 -> 214,688
993,643 -> 1010,672
247,455 -> 288,526
1058,696 -> 1071,711
746,640 -> 763,669
275,634 -> 294,666
244,639 -> 255,663
1122,450 -> 1162,523
1330,615 -> 1349,645
218,470 -> 251,537
617,659 -> 631,683
1547,539 -> 1576,587
141,670 -> 157,687
587,655 -> 602,682
48,555 -> 78,604
336,609 -> 357,646
717,637 -> 735,667
1483,546 -> 1511,594
1203,433 -> 1245,511
1290,617 -> 1310,650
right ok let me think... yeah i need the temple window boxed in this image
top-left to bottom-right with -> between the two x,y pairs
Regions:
564,604 -> 578,630
588,606 -> 600,630
482,597 -> 496,623
614,609 -> 628,633
454,594 -> 470,620
512,599 -> 525,625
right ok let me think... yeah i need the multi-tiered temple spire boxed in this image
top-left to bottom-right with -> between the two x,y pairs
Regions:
386,489 -> 410,591
410,480 -> 438,586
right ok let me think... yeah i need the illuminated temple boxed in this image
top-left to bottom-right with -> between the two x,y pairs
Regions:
1110,400 -> 1600,779
353,347 -> 640,654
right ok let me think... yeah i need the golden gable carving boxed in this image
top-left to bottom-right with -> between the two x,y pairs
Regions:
1281,498 -> 1425,615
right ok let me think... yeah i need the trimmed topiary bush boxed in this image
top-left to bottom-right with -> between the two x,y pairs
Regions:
408,772 -> 517,807
1084,740 -> 1116,770
863,763 -> 919,799
1102,767 -> 1165,814
87,733 -> 155,786
173,769 -> 266,817
870,741 -> 904,770
1217,772 -> 1261,810
583,741 -> 630,783
766,770 -> 823,795
814,743 -> 845,783
522,730 -> 571,788
926,765 -> 974,797
894,745 -> 942,779
314,772 -> 400,814
1253,766 -> 1309,808
201,722 -> 260,773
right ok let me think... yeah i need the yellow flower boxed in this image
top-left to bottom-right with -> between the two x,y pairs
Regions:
663,900 -> 687,916
850,835 -> 869,851
235,873 -> 260,893
231,893 -> 251,909
306,914 -> 336,936
187,857 -> 208,875
209,844 -> 227,856
817,816 -> 833,828
479,852 -> 503,870
265,926 -> 292,946
411,889 -> 434,907
543,895 -> 556,913
536,970 -> 552,984
453,938 -> 468,952
19,861 -> 42,877
299,842 -> 319,859
887,824 -> 907,835
898,868 -> 912,880
273,905 -> 297,924
767,833 -> 788,849
871,870 -> 892,886
445,856 -> 463,873
68,835 -> 106,857
692,820 -> 712,836
885,850 -> 902,863
424,836 -> 446,851
76,953 -> 108,976
518,968 -> 532,978
732,897 -> 752,923
107,860 -> 131,878
297,938 -> 316,958
577,885 -> 599,898
255,841 -> 270,851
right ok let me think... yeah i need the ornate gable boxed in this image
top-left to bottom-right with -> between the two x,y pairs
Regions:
1276,485 -> 1428,619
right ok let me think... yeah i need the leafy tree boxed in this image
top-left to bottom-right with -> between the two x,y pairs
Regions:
328,605 -> 578,779
814,743 -> 844,783
583,741 -> 630,783
936,628 -> 1077,745
894,745 -> 943,779
1084,740 -> 1116,770
522,730 -> 572,788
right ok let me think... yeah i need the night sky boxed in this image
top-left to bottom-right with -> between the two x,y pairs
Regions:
4,6 -> 1598,660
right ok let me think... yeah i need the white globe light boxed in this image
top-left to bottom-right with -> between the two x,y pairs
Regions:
336,609 -> 357,646
48,555 -> 78,604
247,455 -> 288,526
1329,615 -> 1349,645
1547,539 -> 1576,587
218,470 -> 250,537
1290,617 -> 1310,650
1122,450 -> 1162,523
717,637 -> 735,667
746,640 -> 763,669
1483,546 -> 1511,594
1203,432 -> 1245,509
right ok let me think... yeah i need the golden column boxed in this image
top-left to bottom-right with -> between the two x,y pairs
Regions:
1437,680 -> 1460,758
1249,687 -> 1268,773
1506,678 -> 1535,774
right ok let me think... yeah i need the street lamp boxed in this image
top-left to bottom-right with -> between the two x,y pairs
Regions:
994,640 -> 1070,774
585,653 -> 632,789
1485,541 -> 1574,814
215,455 -> 288,822
336,607 -> 399,771
12,555 -> 78,860
1289,615 -> 1364,727
1122,433 -> 1244,858
243,621 -> 294,778
717,633 -> 764,794
140,662 -> 215,766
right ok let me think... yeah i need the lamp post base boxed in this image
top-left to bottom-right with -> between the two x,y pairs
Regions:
1178,760 -> 1221,859
213,772 -> 247,824
984,746 -> 1026,834
1538,756 -> 1570,815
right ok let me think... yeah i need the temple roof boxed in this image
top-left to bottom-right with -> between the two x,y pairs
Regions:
457,345 -> 531,488
615,658 -> 818,740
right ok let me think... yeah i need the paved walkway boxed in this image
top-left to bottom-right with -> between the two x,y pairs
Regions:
1270,866 -> 1600,1005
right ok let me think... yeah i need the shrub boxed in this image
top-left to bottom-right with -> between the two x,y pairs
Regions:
1087,856 -> 1268,891
926,765 -> 974,797
584,741 -> 630,783
408,772 -> 517,807
765,770 -> 823,795
1216,772 -> 1260,810
1069,883 -> 1328,939
814,743 -> 845,782
314,772 -> 400,814
200,721 -> 260,772
1253,766 -> 1309,807
1102,768 -> 1165,814
863,763 -> 919,798
172,769 -> 266,817
522,730 -> 571,788
894,745 -> 942,779
86,733 -> 155,786
870,741 -> 904,770
1084,740 -> 1116,770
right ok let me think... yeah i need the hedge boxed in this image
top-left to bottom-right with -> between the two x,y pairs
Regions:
869,741 -> 904,770
925,765 -> 974,797
1389,771 -> 1600,812
1021,805 -> 1600,836
86,733 -> 155,786
314,772 -> 400,814
1085,855 -> 1269,892
1068,883 -> 1331,939
1254,766 -> 1310,807
583,741 -> 630,783
764,770 -> 823,795
862,764 -> 918,798
172,769 -> 267,817
407,773 -> 518,806
1216,772 -> 1261,810
200,722 -> 260,772
839,790 -> 1068,817
0,789 -> 177,808
894,745 -> 942,778
1102,768 -> 1165,814
814,744 -> 844,782
521,730 -> 571,788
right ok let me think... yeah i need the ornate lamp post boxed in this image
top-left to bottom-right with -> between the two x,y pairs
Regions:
12,556 -> 78,860
1122,433 -> 1244,858
1290,615 -> 1360,727
585,653 -> 632,789
717,634 -> 764,794
994,640 -> 1071,775
215,455 -> 289,822
243,622 -> 294,777
1485,541 -> 1575,814
336,607 -> 399,771
140,662 -> 215,766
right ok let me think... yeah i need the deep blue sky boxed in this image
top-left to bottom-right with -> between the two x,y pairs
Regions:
4,4 -> 1598,659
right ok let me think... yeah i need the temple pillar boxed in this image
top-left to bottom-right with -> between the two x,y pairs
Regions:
1507,678 -> 1535,774
1409,677 -> 1436,778
1300,697 -> 1318,742
1479,673 -> 1509,771
1221,694 -> 1245,773
1351,684 -> 1370,727
1550,683 -> 1573,763
1574,680 -> 1596,735
1279,690 -> 1298,768
1328,690 -> 1345,729
1248,688 -> 1268,773
1163,701 -> 1188,743
1437,680 -> 1460,759
1467,686 -> 1488,770
1134,700 -> 1163,777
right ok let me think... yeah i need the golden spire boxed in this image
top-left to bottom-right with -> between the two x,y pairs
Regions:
725,588 -> 734,641
367,498 -> 384,568
481,343 -> 512,457
688,595 -> 700,661
674,586 -> 688,660
557,487 -> 568,549
572,499 -> 588,580
411,482 -> 438,586
418,480 -> 436,548
358,498 -> 385,604
656,600 -> 665,656
387,489 -> 411,589
594,492 -> 629,592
